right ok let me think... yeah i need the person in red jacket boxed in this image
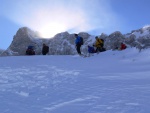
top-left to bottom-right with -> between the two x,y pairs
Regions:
120,43 -> 127,50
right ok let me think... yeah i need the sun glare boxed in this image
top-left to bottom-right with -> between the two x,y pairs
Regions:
38,23 -> 67,38
6,0 -> 119,39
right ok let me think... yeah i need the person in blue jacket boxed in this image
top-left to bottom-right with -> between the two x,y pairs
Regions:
75,34 -> 82,55
88,45 -> 95,53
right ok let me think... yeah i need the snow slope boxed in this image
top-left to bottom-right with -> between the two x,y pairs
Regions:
0,48 -> 150,113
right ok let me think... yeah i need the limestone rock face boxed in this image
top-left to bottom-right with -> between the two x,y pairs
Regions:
104,31 -> 125,50
1,27 -> 92,56
1,27 -> 43,56
124,26 -> 150,50
0,49 -> 4,55
2,26 -> 150,56
47,32 -> 91,55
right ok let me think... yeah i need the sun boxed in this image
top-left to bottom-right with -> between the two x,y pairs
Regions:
38,23 -> 67,38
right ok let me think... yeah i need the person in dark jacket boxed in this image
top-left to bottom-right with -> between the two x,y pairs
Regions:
75,34 -> 82,55
42,44 -> 49,55
26,46 -> 35,55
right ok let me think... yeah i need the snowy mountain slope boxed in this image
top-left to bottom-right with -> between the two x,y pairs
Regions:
129,25 -> 150,38
124,26 -> 150,50
0,48 -> 150,113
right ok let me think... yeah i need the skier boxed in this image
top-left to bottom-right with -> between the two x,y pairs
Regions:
42,44 -> 49,55
120,43 -> 127,50
74,34 -> 83,55
93,36 -> 103,53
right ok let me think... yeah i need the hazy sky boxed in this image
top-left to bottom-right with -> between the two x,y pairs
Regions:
0,0 -> 150,49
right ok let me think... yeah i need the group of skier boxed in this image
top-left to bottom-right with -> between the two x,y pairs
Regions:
26,43 -> 49,55
75,34 -> 106,56
75,34 -> 127,56
26,33 -> 126,56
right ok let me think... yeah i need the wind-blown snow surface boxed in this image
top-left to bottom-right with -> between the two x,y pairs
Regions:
0,48 -> 150,113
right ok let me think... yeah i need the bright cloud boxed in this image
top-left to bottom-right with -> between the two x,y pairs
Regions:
3,0 -> 121,38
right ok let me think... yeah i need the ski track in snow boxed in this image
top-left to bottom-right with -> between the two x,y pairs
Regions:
0,65 -> 79,91
0,63 -> 82,113
0,49 -> 150,113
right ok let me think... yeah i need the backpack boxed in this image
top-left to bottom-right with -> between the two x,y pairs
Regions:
46,46 -> 49,53
101,39 -> 104,43
80,37 -> 83,45
28,46 -> 34,49
100,39 -> 104,47
26,45 -> 35,55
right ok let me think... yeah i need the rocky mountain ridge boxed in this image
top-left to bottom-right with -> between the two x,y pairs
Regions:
1,26 -> 150,56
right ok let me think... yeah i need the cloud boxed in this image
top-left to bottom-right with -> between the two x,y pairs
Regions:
2,0 -> 121,38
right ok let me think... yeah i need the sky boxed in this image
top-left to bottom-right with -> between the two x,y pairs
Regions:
0,0 -> 150,49
0,48 -> 150,113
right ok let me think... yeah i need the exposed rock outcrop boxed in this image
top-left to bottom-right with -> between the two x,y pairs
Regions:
1,26 -> 150,56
